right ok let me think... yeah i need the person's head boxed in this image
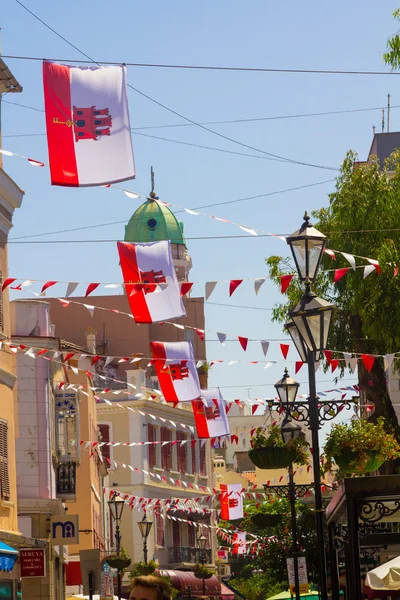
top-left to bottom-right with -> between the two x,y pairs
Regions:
129,575 -> 173,600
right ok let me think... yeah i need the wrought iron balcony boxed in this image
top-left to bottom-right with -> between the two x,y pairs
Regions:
56,462 -> 76,499
168,547 -> 212,564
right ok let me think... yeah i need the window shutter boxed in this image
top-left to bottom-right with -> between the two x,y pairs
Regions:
200,441 -> 206,476
188,522 -> 196,547
176,431 -> 187,473
161,427 -> 172,470
156,512 -> 164,546
191,435 -> 197,474
0,421 -> 10,499
148,424 -> 156,468
98,424 -> 111,463
0,272 -> 3,331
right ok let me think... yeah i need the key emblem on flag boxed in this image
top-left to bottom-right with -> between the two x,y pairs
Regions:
53,106 -> 112,142
162,361 -> 189,381
139,269 -> 166,294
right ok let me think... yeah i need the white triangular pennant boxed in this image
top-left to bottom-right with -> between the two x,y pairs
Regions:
341,252 -> 356,270
349,358 -> 358,373
314,361 -> 321,373
254,278 -> 266,295
217,332 -> 227,345
84,304 -> 95,317
66,282 -> 79,297
104,356 -> 114,368
264,362 -> 274,369
261,340 -> 270,356
363,265 -> 375,279
205,282 -> 217,300
384,353 -> 395,371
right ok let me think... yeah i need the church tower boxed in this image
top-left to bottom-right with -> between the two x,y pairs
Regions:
124,168 -> 192,282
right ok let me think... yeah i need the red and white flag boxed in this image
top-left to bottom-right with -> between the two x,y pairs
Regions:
43,61 -> 135,187
232,532 -> 246,555
117,241 -> 185,323
192,388 -> 230,439
150,341 -> 201,403
220,483 -> 243,521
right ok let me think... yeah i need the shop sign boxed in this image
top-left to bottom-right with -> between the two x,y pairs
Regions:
20,548 -> 46,578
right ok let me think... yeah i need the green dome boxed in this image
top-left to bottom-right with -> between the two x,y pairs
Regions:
125,199 -> 185,244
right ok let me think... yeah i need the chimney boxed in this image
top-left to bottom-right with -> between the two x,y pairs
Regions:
85,327 -> 97,354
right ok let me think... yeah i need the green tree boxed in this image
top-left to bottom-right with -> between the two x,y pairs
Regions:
266,151 -> 400,466
384,9 -> 400,69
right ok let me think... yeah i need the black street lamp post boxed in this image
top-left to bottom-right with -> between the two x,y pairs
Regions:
198,533 -> 208,596
108,494 -> 125,600
138,513 -> 153,564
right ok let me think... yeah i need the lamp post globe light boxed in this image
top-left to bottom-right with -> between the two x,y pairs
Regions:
285,212 -> 333,600
275,369 -> 300,404
108,494 -> 126,600
137,513 -> 153,565
197,533 -> 208,596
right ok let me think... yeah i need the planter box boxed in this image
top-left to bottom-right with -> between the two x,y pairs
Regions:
248,446 -> 296,469
333,451 -> 385,475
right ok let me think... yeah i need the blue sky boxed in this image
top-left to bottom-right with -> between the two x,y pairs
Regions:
2,0 -> 398,410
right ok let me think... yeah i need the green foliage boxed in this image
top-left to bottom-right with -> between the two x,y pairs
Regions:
251,424 -> 310,466
233,572 -> 286,600
192,563 -> 214,579
224,498 -> 322,587
384,9 -> 400,69
323,416 -> 400,475
128,560 -> 158,578
104,547 -> 131,573
266,151 -> 400,443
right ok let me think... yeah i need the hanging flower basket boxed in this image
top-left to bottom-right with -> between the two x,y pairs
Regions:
193,564 -> 213,580
323,417 -> 400,477
105,555 -> 131,570
249,446 -> 297,469
333,451 -> 385,475
250,512 -> 282,527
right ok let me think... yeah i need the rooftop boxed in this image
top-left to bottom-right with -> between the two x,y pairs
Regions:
125,197 -> 185,245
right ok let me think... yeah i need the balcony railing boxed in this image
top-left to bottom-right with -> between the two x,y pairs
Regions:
56,462 -> 76,498
168,547 -> 212,564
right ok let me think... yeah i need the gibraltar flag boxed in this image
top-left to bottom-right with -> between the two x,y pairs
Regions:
150,341 -> 201,403
232,531 -> 246,555
43,61 -> 135,187
192,388 -> 230,439
220,483 -> 243,521
117,241 -> 185,323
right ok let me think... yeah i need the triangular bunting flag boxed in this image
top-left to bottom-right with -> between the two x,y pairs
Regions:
180,282 -> 194,296
384,353 -> 395,371
217,332 -> 227,345
254,278 -> 266,295
41,281 -> 57,294
1,278 -> 16,292
331,359 -> 339,373
334,268 -> 349,283
66,282 -> 79,297
195,329 -> 205,341
229,280 -> 243,297
280,274 -> 294,294
280,344 -> 290,359
362,354 -> 375,372
363,265 -> 375,279
261,340 -> 270,357
342,252 -> 356,270
366,258 -> 381,275
349,358 -> 358,373
238,337 -> 248,351
85,283 -> 100,297
324,350 -> 332,365
205,282 -> 217,300
295,361 -> 304,374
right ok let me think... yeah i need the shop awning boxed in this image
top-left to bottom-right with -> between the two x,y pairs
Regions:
0,541 -> 18,573
365,555 -> 400,590
158,570 -> 221,596
220,583 -> 235,600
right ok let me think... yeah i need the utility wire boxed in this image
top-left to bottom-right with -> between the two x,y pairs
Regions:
3,53 -> 400,77
4,99 -> 399,130
12,0 -> 339,173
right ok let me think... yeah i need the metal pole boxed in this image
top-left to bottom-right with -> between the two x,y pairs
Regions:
144,538 -> 148,565
202,551 -> 206,595
307,349 -> 328,600
288,465 -> 301,600
328,524 -> 340,600
116,522 -> 122,600
88,570 -> 94,600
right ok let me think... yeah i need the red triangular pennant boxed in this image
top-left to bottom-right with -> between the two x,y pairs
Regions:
180,282 -> 194,296
324,350 -> 333,365
280,344 -> 290,359
85,283 -> 100,297
195,329 -> 205,341
229,280 -> 243,296
295,361 -> 304,374
41,281 -> 58,293
1,278 -> 16,292
362,354 -> 375,372
331,359 -> 339,373
238,336 -> 248,351
280,274 -> 294,294
251,405 -> 258,415
334,268 -> 349,283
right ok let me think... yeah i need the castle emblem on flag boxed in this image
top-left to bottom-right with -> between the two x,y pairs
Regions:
139,269 -> 167,294
162,361 -> 189,381
53,106 -> 112,142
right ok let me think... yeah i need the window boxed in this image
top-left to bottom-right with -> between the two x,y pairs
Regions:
191,435 -> 197,474
184,328 -> 195,344
0,420 -> 9,500
161,428 -> 172,470
199,441 -> 207,476
172,520 -> 181,547
148,424 -> 156,468
156,512 -> 164,547
98,424 -> 111,463
188,522 -> 196,547
55,393 -> 78,460
176,431 -> 187,473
